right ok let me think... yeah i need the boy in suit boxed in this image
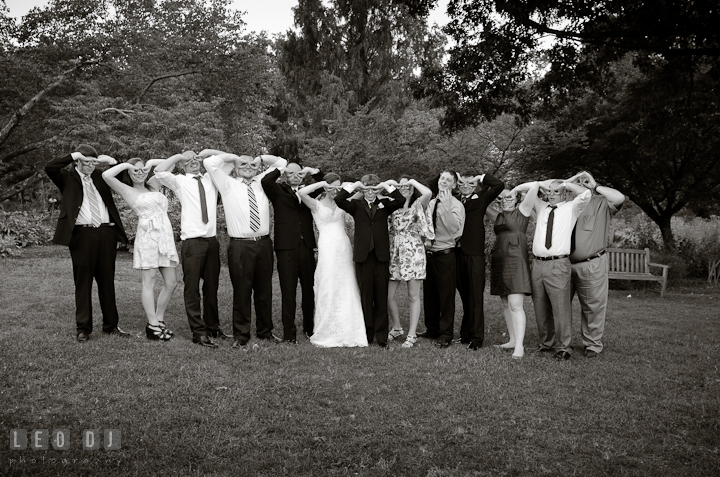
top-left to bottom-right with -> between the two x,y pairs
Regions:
335,175 -> 405,347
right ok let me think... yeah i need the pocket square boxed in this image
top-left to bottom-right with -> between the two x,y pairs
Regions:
471,194 -> 479,199
377,203 -> 385,209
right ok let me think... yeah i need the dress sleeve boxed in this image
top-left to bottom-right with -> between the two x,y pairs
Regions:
414,199 -> 434,241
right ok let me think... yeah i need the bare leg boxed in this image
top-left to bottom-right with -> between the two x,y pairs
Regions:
407,279 -> 421,337
141,269 -> 159,326
155,267 -> 178,323
508,293 -> 526,358
388,280 -> 403,331
499,295 -> 515,348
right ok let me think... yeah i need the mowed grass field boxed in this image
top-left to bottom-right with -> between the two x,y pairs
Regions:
1,246 -> 719,476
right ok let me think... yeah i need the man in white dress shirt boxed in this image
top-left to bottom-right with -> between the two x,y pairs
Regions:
516,179 -> 591,360
202,150 -> 287,350
154,151 -> 231,348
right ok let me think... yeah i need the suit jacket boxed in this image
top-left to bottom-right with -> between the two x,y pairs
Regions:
45,154 -> 127,246
429,173 -> 504,256
335,188 -> 405,262
261,168 -> 324,251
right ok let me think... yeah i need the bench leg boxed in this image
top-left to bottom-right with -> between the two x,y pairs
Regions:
660,278 -> 667,297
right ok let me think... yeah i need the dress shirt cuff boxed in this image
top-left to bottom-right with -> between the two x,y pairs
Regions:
385,185 -> 397,193
342,184 -> 355,193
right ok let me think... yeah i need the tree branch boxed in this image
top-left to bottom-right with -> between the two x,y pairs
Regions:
0,170 -> 44,202
0,136 -> 57,165
135,70 -> 200,103
0,59 -> 101,149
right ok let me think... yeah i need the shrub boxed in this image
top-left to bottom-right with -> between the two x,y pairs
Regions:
0,210 -> 57,257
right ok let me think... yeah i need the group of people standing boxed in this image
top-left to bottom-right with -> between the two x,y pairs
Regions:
46,144 -> 624,360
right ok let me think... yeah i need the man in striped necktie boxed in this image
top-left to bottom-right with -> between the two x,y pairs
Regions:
202,150 -> 288,350
45,145 -> 129,342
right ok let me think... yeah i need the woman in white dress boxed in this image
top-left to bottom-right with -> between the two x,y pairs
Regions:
297,173 -> 368,348
102,158 -> 178,341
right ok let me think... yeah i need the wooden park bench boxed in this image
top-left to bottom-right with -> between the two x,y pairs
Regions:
607,248 -> 669,297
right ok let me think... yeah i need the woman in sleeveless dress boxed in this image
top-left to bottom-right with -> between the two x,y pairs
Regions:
103,158 -> 178,341
387,176 -> 433,348
486,182 -> 539,359
297,173 -> 368,348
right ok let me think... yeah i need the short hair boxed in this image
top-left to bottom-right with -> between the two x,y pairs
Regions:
76,144 -> 98,158
361,174 -> 380,186
458,171 -> 477,179
324,172 -> 341,185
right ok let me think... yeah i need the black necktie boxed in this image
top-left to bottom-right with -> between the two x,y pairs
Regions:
545,205 -> 557,249
194,175 -> 208,224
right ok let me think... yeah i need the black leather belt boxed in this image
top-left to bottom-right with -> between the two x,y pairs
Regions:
231,235 -> 269,242
75,223 -> 115,228
571,249 -> 606,264
534,254 -> 569,261
427,248 -> 454,257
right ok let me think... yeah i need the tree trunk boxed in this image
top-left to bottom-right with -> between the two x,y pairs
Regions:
657,215 -> 675,250
0,171 -> 44,202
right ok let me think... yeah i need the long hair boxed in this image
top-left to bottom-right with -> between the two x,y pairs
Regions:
399,174 -> 421,206
120,158 -> 154,188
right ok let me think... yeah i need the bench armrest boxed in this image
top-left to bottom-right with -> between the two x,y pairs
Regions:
648,263 -> 670,270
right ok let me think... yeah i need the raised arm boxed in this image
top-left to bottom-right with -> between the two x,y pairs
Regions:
297,181 -> 328,210
335,181 -> 363,214
203,155 -> 238,194
575,172 -> 625,209
102,162 -> 141,206
480,174 -> 505,203
408,179 -> 432,208
517,181 -> 540,217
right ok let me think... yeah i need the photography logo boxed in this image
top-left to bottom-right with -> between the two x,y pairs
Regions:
10,429 -> 121,451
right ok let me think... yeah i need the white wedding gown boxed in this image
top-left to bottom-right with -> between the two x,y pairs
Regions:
309,201 -> 368,348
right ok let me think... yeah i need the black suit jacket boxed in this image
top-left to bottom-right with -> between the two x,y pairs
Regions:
45,154 -> 127,246
335,188 -> 405,262
261,168 -> 324,251
429,173 -> 504,256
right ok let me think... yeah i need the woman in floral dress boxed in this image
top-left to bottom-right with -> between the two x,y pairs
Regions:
387,176 -> 433,348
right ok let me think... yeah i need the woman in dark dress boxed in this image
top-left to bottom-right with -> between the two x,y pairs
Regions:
486,182 -> 539,359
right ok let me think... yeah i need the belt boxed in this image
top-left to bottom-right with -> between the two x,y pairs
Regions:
534,254 -> 569,261
427,248 -> 454,257
75,223 -> 115,228
183,236 -> 216,241
230,235 -> 269,242
571,249 -> 606,264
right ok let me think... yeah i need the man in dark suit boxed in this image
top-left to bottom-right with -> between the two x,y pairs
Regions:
45,145 -> 129,342
455,172 -> 504,350
335,175 -> 405,347
261,162 -> 323,343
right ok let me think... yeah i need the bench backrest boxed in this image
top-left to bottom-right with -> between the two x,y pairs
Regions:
607,248 -> 650,274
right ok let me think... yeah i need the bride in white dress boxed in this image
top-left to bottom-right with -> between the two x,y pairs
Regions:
297,173 -> 368,347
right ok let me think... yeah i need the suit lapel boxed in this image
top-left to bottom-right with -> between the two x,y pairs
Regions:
359,199 -> 373,218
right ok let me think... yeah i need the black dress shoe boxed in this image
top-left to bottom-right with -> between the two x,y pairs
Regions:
193,335 -> 218,348
104,327 -> 131,337
304,332 -> 313,339
257,333 -> 283,344
209,329 -> 231,339
529,345 -> 553,353
467,342 -> 480,351
77,332 -> 89,342
231,340 -> 248,350
285,339 -> 298,345
378,342 -> 389,349
553,351 -> 571,361
434,339 -> 451,348
585,349 -> 599,358
417,330 -> 439,339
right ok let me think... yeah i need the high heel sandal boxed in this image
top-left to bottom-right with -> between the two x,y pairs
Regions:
146,324 -> 172,341
402,335 -> 417,348
388,328 -> 404,341
157,321 -> 174,336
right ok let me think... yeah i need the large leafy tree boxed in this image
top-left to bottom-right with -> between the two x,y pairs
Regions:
418,0 -> 720,248
1,0 -> 278,201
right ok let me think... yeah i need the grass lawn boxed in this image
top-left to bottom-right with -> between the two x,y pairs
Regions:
1,246 -> 719,476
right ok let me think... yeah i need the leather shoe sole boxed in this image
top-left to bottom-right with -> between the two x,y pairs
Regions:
231,340 -> 248,350
193,336 -> 218,348
104,327 -> 131,337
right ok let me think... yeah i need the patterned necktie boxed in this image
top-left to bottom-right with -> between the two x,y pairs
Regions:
462,196 -> 467,204
244,179 -> 260,232
545,205 -> 557,249
194,175 -> 208,224
82,175 -> 102,227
